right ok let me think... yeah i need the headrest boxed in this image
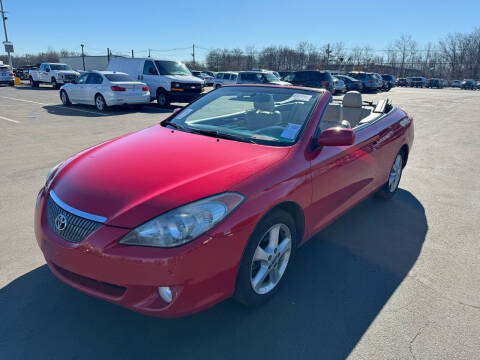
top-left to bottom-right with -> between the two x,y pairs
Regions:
342,91 -> 362,108
254,93 -> 275,112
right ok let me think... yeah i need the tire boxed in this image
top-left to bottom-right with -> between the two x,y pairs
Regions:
215,84 -> 221,89
60,90 -> 71,105
51,78 -> 59,89
95,94 -> 107,111
156,89 -> 170,108
376,151 -> 404,199
234,209 -> 297,307
9,81 -> 14,87
30,77 -> 38,88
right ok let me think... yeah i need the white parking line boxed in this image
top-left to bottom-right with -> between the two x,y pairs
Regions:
0,115 -> 20,124
0,96 -> 105,116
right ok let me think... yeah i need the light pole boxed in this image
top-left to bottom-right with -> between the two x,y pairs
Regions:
80,44 -> 85,71
0,0 -> 12,68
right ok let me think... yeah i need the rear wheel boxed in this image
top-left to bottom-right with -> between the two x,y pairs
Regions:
156,89 -> 170,108
29,77 -> 38,88
95,94 -> 107,111
376,152 -> 404,199
60,90 -> 71,105
234,209 -> 296,307
215,84 -> 221,89
51,78 -> 59,89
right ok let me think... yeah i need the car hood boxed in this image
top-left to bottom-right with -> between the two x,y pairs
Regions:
164,74 -> 203,83
51,125 -> 289,228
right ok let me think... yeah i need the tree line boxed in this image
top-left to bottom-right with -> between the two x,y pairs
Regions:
198,28 -> 480,80
2,28 -> 479,80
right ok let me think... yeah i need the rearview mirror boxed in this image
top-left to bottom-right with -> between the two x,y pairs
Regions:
317,127 -> 355,147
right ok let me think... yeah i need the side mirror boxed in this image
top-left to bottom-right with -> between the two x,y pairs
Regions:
46,68 -> 50,72
172,107 -> 182,114
317,127 -> 355,147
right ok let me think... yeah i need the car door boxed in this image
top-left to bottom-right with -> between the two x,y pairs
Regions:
69,73 -> 89,102
308,111 -> 380,234
141,60 -> 160,95
84,73 -> 103,104
40,64 -> 49,82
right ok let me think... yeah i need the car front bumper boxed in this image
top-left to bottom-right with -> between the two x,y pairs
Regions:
34,187 -> 253,317
169,90 -> 203,103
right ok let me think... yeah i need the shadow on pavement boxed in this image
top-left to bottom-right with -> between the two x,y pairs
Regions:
41,104 -> 178,117
0,189 -> 427,359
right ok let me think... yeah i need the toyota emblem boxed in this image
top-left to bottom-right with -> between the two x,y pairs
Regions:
55,214 -> 67,231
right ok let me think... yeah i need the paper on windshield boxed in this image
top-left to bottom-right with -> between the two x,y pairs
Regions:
280,123 -> 301,140
289,93 -> 312,102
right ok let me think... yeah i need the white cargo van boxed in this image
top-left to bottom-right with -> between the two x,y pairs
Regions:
107,58 -> 204,107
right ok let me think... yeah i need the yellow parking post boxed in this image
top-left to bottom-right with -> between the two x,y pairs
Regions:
14,77 -> 21,86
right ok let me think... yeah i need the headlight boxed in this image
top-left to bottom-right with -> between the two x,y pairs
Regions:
119,192 -> 244,248
172,82 -> 181,88
45,162 -> 64,186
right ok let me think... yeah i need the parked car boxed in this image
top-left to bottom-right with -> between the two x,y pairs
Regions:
202,71 -> 216,78
237,71 -> 290,85
282,70 -> 335,93
278,71 -> 292,80
213,72 -> 239,88
332,76 -> 346,94
372,73 -> 388,91
396,78 -> 410,87
461,79 -> 477,90
191,71 -> 214,86
450,80 -> 462,88
426,78 -> 444,88
35,84 -> 413,317
335,75 -> 363,92
108,58 -> 203,107
0,64 -> 14,86
29,63 -> 80,89
381,74 -> 396,89
59,71 -> 150,111
409,77 -> 427,88
347,72 -> 379,92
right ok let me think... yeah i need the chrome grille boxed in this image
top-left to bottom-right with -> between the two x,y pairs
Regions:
64,74 -> 77,80
46,195 -> 101,243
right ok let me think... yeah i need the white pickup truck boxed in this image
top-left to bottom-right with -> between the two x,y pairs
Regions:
29,63 -> 80,89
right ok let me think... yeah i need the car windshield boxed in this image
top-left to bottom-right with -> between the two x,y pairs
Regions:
164,86 -> 320,146
104,73 -> 134,82
49,64 -> 72,70
154,60 -> 191,76
241,72 -> 279,83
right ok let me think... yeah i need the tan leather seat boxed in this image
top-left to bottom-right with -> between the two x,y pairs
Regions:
342,91 -> 371,127
320,104 -> 343,130
245,93 -> 282,130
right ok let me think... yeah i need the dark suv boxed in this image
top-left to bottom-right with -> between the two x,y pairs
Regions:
410,77 -> 427,88
347,72 -> 379,92
283,71 -> 335,93
461,79 -> 477,90
382,74 -> 396,89
426,78 -> 444,88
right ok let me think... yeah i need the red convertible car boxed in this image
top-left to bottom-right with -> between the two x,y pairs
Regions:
35,86 -> 413,317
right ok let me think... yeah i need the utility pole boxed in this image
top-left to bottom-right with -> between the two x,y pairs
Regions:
192,43 -> 195,65
326,43 -> 331,69
80,44 -> 85,70
131,49 -> 134,58
0,0 -> 12,68
148,48 -> 151,57
107,48 -> 110,63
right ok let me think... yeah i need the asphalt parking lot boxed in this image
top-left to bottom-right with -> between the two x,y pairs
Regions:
1,85 -> 479,359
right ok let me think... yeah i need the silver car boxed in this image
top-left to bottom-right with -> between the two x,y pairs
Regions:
59,71 -> 150,111
0,65 -> 14,86
332,76 -> 346,94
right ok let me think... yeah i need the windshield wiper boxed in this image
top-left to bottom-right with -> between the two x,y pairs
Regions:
162,120 -> 192,132
188,128 -> 257,144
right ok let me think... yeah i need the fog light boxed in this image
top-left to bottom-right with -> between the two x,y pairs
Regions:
158,286 -> 172,303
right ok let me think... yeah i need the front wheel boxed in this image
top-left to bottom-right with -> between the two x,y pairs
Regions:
234,209 -> 296,307
60,90 -> 71,105
51,78 -> 59,89
376,152 -> 404,199
95,94 -> 107,111
156,89 -> 170,108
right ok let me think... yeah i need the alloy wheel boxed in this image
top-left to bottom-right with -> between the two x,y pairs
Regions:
388,154 -> 403,192
95,96 -> 105,111
250,223 -> 292,295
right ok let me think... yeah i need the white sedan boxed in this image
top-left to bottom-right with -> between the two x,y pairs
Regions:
59,71 -> 150,111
